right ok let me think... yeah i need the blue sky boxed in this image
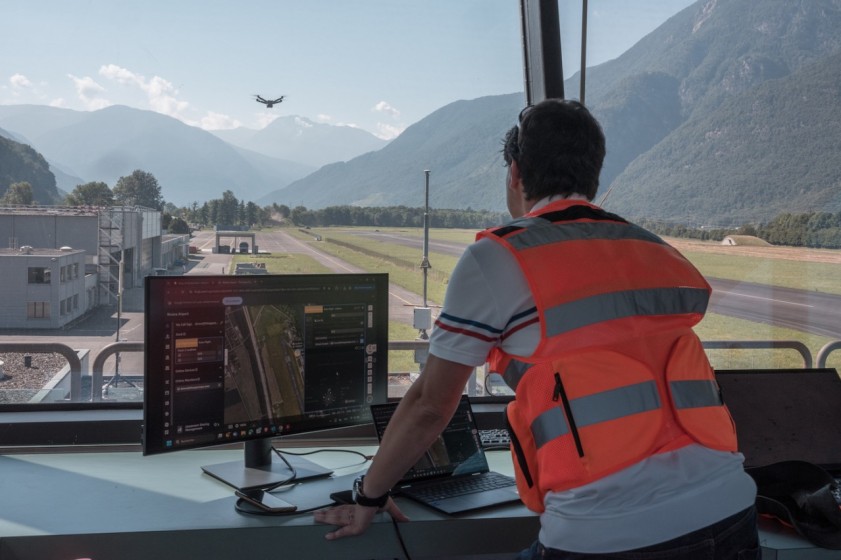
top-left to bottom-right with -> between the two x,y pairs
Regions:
0,1 -> 695,140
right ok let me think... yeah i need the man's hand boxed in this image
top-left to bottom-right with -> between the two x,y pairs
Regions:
313,498 -> 409,540
313,498 -> 409,541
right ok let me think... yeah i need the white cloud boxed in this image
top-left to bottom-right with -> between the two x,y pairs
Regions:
294,116 -> 313,128
375,122 -> 404,140
68,74 -> 110,110
372,100 -> 400,118
10,73 -> 33,89
314,113 -> 333,124
99,64 -> 142,87
49,98 -> 67,108
255,112 -> 280,128
99,64 -> 190,119
6,74 -> 49,101
200,111 -> 241,130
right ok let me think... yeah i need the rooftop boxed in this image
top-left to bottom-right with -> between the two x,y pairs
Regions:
0,247 -> 85,257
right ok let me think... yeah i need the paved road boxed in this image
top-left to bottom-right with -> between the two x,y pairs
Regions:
189,229 -> 428,328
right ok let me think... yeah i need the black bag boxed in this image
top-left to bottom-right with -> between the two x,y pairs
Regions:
746,460 -> 841,549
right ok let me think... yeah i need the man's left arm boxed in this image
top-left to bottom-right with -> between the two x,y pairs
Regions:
313,354 -> 476,540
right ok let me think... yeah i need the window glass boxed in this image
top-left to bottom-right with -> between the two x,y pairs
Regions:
27,267 -> 50,284
1,2 -> 840,437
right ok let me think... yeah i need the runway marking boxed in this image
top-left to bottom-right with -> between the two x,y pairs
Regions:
390,291 -> 415,305
282,232 -> 427,307
285,235 -> 356,272
716,290 -> 813,308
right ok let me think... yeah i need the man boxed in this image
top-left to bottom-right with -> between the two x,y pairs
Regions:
314,99 -> 759,559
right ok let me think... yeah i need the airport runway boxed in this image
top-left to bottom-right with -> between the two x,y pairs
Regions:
189,229 -> 425,328
333,229 -> 841,339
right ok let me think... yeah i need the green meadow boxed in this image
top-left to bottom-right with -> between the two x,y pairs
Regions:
239,227 -> 841,372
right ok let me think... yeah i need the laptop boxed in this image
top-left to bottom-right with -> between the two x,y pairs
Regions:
370,395 -> 520,514
714,368 -> 841,474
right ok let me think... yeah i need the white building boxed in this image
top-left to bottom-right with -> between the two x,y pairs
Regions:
0,205 -> 187,328
0,245 -> 92,329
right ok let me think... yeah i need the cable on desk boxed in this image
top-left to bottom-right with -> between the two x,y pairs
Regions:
275,447 -> 373,469
391,515 -> 413,560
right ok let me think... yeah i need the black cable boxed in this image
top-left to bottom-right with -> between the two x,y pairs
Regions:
249,447 -> 297,493
276,446 -> 373,466
391,516 -> 413,560
234,447 -> 374,516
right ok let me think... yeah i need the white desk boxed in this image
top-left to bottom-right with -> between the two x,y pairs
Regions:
0,446 -> 837,559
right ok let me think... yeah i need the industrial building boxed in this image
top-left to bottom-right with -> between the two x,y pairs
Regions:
0,205 -> 187,329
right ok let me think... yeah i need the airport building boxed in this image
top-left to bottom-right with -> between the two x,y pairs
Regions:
0,205 -> 188,329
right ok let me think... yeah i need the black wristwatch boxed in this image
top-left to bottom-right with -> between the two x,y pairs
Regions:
352,475 -> 389,508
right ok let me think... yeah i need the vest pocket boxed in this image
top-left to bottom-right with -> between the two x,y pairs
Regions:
505,400 -> 545,512
665,333 -> 738,452
512,353 -> 665,497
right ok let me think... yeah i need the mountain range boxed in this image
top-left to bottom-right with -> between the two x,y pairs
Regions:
211,116 -> 388,168
2,0 -> 841,225
0,105 -> 376,206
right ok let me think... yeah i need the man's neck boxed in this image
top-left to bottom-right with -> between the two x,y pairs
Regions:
527,193 -> 589,213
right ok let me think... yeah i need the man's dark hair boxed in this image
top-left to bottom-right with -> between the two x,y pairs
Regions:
503,99 -> 605,201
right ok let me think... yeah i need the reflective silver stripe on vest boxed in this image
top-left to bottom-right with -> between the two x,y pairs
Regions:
530,381 -> 661,449
506,221 -> 665,252
544,287 -> 710,337
502,358 -> 532,389
670,379 -> 723,409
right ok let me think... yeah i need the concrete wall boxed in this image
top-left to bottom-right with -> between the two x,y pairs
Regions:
0,249 -> 87,329
0,214 -> 99,255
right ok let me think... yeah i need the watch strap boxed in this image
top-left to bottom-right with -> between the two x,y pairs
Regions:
354,476 -> 389,508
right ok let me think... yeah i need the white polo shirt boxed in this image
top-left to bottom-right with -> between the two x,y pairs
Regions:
428,201 -> 756,553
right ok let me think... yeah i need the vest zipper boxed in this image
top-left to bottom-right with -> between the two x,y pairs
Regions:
504,404 -> 534,488
554,372 -> 585,458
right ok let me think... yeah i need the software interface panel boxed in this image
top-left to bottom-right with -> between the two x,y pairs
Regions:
144,274 -> 388,455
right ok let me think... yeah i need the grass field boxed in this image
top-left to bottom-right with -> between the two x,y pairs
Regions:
275,226 -> 841,372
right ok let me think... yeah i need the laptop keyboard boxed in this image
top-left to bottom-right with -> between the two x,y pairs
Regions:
405,471 -> 515,501
479,428 -> 511,447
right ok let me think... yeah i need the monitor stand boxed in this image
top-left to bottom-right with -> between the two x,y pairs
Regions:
202,438 -> 333,491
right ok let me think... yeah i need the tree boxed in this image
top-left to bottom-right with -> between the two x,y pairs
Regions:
218,190 -> 239,227
113,170 -> 164,210
245,202 -> 260,226
65,181 -> 114,206
169,216 -> 190,234
1,181 -> 34,205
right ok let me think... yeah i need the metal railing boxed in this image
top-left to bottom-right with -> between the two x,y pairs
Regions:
3,339 -> 841,405
701,340 -> 813,369
91,341 -> 145,402
817,340 -> 841,369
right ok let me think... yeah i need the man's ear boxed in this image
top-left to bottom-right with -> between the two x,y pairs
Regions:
508,160 -> 523,192
507,160 -> 528,218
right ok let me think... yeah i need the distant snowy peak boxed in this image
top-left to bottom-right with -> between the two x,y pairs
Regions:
212,115 -> 389,168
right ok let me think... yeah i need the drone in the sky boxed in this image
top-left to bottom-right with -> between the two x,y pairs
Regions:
254,95 -> 285,108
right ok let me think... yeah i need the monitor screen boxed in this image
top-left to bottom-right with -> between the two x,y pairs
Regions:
143,273 -> 389,489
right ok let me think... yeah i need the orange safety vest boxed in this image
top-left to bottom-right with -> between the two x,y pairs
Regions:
478,200 -> 738,512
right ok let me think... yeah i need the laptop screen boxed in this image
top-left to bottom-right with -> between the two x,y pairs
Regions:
715,369 -> 841,470
370,395 -> 490,483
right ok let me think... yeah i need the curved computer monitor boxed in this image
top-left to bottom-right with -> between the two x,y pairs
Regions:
143,273 -> 389,490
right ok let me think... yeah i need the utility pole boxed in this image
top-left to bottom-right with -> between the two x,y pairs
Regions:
414,170 -> 433,371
